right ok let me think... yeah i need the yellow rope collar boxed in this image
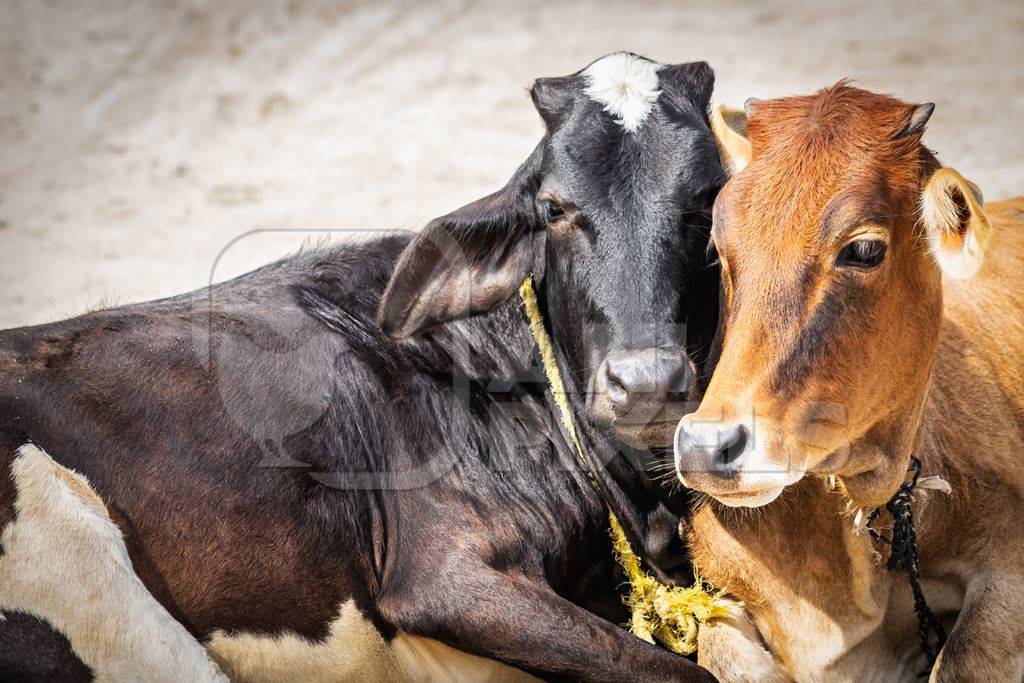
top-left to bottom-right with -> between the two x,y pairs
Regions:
519,277 -> 738,655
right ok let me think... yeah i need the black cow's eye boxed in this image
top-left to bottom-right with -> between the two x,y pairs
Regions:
836,239 -> 887,270
544,201 -> 565,222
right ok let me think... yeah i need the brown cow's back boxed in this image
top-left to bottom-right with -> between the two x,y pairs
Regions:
928,196 -> 1024,499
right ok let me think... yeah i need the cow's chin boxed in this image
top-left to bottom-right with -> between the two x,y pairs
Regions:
586,398 -> 689,451
589,405 -> 691,451
611,421 -> 678,450
679,467 -> 805,508
707,487 -> 785,508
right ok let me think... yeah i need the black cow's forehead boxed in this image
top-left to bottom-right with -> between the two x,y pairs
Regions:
533,55 -> 715,210
546,101 -> 716,216
531,53 -> 724,360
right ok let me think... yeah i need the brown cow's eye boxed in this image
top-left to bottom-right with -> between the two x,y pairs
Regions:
544,201 -> 565,223
836,239 -> 887,270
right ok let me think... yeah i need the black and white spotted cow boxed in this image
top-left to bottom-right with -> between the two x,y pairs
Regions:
0,53 -> 725,681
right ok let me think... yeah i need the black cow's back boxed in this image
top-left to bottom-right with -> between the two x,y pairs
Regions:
0,231 -> 616,673
0,236 -> 411,641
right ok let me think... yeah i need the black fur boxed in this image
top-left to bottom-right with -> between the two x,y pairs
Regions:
0,53 -> 724,681
0,612 -> 92,683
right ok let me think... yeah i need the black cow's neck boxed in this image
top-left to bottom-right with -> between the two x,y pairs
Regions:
548,331 -> 691,585
424,293 -> 689,584
298,240 -> 687,583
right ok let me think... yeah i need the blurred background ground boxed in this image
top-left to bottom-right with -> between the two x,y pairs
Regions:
1,0 -> 1022,327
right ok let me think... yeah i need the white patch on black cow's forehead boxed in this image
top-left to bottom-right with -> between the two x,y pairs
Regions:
582,52 -> 664,133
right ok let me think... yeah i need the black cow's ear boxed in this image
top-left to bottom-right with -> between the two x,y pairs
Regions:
531,76 -> 575,129
377,144 -> 545,339
659,60 -> 715,116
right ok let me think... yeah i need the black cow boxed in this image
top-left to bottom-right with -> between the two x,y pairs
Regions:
0,53 -> 724,681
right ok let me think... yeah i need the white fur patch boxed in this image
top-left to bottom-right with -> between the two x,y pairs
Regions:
207,600 -> 400,683
582,52 -> 663,133
931,227 -> 986,280
208,600 -> 537,682
0,444 -> 227,682
391,634 -> 537,682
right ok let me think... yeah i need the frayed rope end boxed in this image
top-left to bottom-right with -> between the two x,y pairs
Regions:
609,513 -> 740,655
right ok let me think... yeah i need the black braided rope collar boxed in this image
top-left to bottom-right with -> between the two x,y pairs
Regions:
864,456 -> 947,677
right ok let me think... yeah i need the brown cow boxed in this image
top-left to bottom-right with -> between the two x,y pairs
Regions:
674,85 -> 1024,681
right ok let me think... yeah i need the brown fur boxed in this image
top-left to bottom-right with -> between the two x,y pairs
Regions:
684,84 -> 1024,681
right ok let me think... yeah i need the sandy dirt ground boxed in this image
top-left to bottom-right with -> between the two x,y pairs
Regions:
1,0 -> 1022,328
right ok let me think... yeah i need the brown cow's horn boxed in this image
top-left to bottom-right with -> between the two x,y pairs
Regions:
896,102 -> 935,138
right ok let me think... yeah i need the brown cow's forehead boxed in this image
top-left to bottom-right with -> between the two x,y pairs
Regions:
708,84 -> 938,398
716,84 -> 927,252
744,83 -> 919,159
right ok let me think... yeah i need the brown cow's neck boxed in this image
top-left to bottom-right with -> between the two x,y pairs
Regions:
688,356 -> 957,677
836,387 -> 933,510
688,478 -> 898,676
688,267 -> 996,678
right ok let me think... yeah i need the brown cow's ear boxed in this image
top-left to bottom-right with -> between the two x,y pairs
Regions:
710,104 -> 751,175
377,144 -> 545,339
921,168 -> 992,280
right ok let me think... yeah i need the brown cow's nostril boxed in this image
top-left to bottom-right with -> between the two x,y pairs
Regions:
675,421 -> 749,480
715,424 -> 748,469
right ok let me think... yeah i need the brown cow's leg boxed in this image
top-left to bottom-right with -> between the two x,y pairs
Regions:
380,563 -> 715,682
696,609 -> 786,682
929,576 -> 1024,683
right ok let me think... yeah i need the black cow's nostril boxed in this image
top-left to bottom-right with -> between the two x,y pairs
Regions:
668,358 -> 693,397
605,368 -> 629,406
600,348 -> 692,417
715,424 -> 748,470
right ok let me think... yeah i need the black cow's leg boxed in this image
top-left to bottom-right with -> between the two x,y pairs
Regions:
0,438 -> 226,682
380,566 -> 714,682
1,434 -> 93,682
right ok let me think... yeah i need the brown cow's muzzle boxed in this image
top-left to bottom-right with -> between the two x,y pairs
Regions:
673,410 -> 806,507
